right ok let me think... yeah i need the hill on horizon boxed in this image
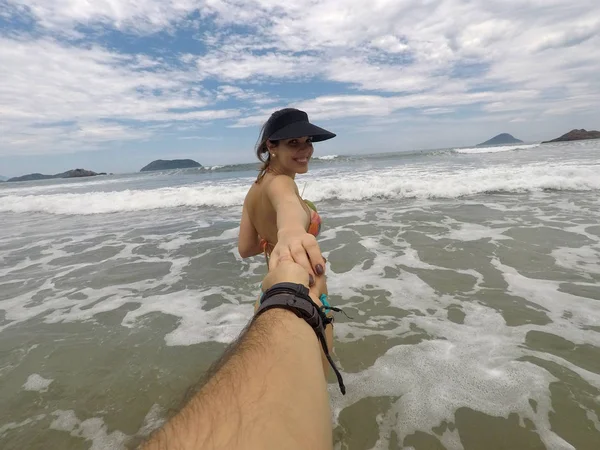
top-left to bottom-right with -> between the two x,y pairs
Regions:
140,159 -> 202,172
542,129 -> 600,143
7,169 -> 104,183
477,133 -> 524,147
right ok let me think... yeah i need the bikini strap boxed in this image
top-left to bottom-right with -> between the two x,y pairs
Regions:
260,238 -> 274,264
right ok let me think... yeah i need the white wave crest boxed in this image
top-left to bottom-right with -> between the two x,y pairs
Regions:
314,154 -> 339,160
0,177 -> 134,195
454,144 -> 540,154
1,162 -> 598,215
0,184 -> 248,215
303,162 -> 600,202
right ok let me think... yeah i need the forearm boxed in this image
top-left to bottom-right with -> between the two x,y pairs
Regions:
275,197 -> 308,236
238,235 -> 263,258
143,309 -> 332,450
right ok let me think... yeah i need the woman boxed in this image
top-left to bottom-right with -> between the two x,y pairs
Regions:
238,108 -> 336,372
238,108 -> 334,273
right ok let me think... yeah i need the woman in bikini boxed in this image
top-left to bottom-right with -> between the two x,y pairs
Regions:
238,108 -> 336,372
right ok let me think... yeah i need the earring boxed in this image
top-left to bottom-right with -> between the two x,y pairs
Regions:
271,153 -> 276,157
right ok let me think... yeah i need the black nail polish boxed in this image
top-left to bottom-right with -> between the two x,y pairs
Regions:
316,264 -> 324,275
309,274 -> 315,286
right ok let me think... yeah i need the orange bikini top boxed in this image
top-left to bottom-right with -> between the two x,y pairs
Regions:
260,200 -> 322,259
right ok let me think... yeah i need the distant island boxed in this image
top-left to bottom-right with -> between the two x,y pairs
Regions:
477,133 -> 523,147
542,129 -> 600,143
7,168 -> 106,183
140,159 -> 202,172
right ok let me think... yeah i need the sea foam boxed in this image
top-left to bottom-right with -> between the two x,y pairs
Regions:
1,161 -> 598,215
454,143 -> 540,154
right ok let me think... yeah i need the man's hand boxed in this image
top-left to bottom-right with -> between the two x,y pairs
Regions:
263,257 -> 323,306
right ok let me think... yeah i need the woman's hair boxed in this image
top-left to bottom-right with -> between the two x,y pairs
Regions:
255,108 -> 296,182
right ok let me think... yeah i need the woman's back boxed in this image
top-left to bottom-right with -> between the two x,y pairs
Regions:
245,173 -> 310,251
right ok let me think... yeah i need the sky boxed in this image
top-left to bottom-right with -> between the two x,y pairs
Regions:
0,0 -> 599,176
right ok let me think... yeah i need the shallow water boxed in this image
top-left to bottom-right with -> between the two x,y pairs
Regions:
1,141 -> 599,449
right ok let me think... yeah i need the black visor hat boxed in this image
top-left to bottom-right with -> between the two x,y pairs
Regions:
265,109 -> 336,143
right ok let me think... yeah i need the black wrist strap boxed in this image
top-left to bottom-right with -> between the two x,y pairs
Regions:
255,283 -> 346,395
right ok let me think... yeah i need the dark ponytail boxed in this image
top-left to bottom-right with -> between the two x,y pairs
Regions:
255,124 -> 277,183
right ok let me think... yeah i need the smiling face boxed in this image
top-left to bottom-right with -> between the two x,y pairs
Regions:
268,136 -> 314,176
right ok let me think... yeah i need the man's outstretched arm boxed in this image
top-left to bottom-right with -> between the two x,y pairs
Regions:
142,262 -> 332,450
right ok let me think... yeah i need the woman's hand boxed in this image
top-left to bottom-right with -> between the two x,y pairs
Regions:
263,255 -> 323,306
270,227 -> 325,281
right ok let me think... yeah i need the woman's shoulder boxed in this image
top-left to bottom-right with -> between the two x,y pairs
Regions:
265,174 -> 299,193
249,174 -> 299,207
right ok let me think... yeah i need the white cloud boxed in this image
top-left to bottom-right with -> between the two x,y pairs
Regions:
1,0 -> 599,159
4,0 -> 202,33
0,36 -> 240,155
195,52 -> 318,81
530,20 -> 600,52
422,108 -> 455,115
323,57 -> 439,93
231,88 -> 541,128
143,109 -> 240,122
193,0 -> 600,123
178,135 -> 222,140
370,36 -> 410,54
216,85 -> 278,104
2,122 -> 153,156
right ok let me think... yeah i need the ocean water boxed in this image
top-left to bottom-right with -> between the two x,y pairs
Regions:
1,141 -> 600,449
